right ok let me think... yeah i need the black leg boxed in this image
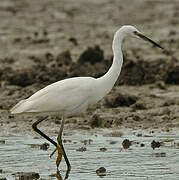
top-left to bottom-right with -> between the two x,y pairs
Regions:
32,116 -> 71,172
32,116 -> 57,147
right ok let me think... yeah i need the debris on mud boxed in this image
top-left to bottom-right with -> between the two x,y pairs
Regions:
76,147 -> 87,152
81,139 -> 93,145
63,139 -> 72,143
152,152 -> 166,157
96,167 -> 106,177
108,140 -> 118,145
122,139 -> 132,149
12,172 -> 40,180
28,142 -> 50,150
151,140 -> 161,149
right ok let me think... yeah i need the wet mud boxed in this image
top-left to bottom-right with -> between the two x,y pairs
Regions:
0,0 -> 179,179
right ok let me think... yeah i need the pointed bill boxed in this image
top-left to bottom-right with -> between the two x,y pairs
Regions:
135,31 -> 163,49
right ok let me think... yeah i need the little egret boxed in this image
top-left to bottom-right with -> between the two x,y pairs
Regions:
10,25 -> 163,171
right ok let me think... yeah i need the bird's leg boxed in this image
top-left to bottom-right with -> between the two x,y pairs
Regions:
32,116 -> 57,147
50,116 -> 71,171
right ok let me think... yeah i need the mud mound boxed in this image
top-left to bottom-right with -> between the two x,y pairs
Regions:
104,92 -> 137,108
166,63 -> 179,84
118,57 -> 176,85
78,45 -> 104,65
0,46 -> 179,87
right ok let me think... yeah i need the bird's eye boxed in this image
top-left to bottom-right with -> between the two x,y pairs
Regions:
134,31 -> 137,34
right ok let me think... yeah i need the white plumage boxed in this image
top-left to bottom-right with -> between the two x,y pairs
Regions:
11,25 -> 162,118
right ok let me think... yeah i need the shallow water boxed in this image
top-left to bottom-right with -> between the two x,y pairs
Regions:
1,131 -> 179,180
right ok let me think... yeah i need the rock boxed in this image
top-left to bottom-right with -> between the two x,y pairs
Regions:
96,167 -> 106,177
100,147 -> 107,152
122,139 -> 132,149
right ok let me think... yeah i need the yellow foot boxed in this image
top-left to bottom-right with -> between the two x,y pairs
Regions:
50,147 -> 57,158
56,144 -> 63,169
50,144 -> 63,169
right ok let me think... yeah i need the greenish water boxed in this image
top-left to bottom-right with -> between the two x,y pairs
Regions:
0,131 -> 179,180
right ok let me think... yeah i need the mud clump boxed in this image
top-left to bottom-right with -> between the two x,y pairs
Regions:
96,167 -> 106,177
104,92 -> 137,108
0,140 -> 5,144
89,114 -> 114,128
6,70 -> 36,87
2,47 -> 178,88
76,147 -> 87,152
90,114 -> 103,128
166,64 -> 179,84
69,47 -> 109,79
131,100 -> 147,110
78,45 -> 104,65
151,140 -> 161,149
12,172 -> 40,180
122,139 -> 132,149
40,142 -> 50,150
152,152 -> 166,157
100,147 -> 107,152
118,58 -> 176,85
29,142 -> 50,150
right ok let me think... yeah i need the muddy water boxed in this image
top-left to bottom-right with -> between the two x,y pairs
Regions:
1,131 -> 179,180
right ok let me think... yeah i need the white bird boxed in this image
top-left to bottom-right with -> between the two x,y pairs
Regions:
10,25 -> 163,172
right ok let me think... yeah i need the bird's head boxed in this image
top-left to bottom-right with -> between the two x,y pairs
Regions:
118,25 -> 163,49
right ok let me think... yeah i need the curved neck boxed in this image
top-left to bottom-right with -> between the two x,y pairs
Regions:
97,30 -> 124,93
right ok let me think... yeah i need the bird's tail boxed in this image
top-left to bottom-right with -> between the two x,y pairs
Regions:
10,99 -> 27,114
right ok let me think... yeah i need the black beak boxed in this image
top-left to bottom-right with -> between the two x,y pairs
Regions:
135,31 -> 163,49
